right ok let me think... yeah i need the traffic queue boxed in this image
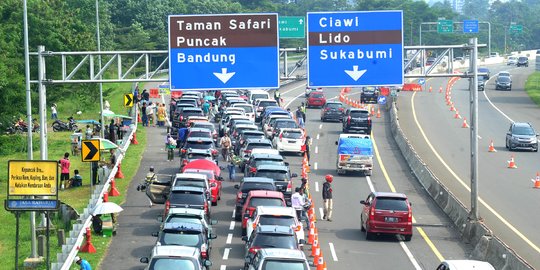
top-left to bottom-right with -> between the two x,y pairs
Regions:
139,89 -> 313,270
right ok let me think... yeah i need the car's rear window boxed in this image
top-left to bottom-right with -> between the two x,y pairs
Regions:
236,105 -> 254,113
183,110 -> 204,117
170,192 -> 205,205
275,121 -> 297,129
185,141 -> 213,149
255,160 -> 285,167
252,233 -> 297,249
243,133 -> 265,140
375,197 -> 409,211
252,94 -> 269,100
282,131 -> 302,139
259,101 -> 278,107
241,182 -> 275,193
160,231 -> 202,246
174,178 -> 206,188
249,197 -> 284,207
262,260 -> 308,270
311,93 -> 324,98
255,171 -> 288,181
193,123 -> 216,132
150,258 -> 197,270
247,143 -> 272,150
349,111 -> 369,117
326,103 -> 342,109
187,153 -> 211,160
259,215 -> 295,227
189,131 -> 211,138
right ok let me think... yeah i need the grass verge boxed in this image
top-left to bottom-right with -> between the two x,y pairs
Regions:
0,81 -> 146,269
524,72 -> 540,105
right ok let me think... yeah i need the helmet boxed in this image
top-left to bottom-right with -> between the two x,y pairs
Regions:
325,174 -> 333,182
149,166 -> 154,172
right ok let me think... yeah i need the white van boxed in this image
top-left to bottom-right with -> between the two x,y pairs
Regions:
171,173 -> 209,195
248,90 -> 270,104
232,103 -> 255,121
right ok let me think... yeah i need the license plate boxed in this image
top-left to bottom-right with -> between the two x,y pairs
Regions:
385,217 -> 398,223
288,140 -> 296,143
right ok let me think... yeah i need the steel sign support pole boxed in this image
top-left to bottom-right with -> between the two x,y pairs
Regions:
15,211 -> 20,270
96,0 -> 105,139
470,38 -> 479,221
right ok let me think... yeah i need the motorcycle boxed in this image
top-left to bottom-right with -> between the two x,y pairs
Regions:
52,116 -> 78,132
5,118 -> 40,134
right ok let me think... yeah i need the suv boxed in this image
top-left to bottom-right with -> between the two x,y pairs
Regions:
306,91 -> 326,108
360,192 -> 412,241
517,56 -> 529,67
241,191 -> 286,235
505,122 -> 538,151
176,108 -> 204,128
242,225 -> 303,268
165,186 -> 210,219
240,138 -> 274,164
360,87 -> 379,104
253,164 -> 297,202
234,177 -> 277,221
273,128 -> 304,153
151,222 -> 216,259
140,246 -> 212,270
244,248 -> 310,270
343,108 -> 372,134
320,101 -> 345,122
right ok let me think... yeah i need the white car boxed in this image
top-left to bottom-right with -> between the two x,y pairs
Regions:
263,115 -> 290,137
223,115 -> 250,136
232,103 -> 256,122
248,90 -> 270,104
506,56 -> 517,65
254,99 -> 279,119
171,173 -> 210,195
273,128 -> 305,153
436,260 -> 495,270
498,71 -> 511,78
140,246 -> 212,270
245,206 -> 305,242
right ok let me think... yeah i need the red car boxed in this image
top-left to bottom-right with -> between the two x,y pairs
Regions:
306,91 -> 326,108
182,159 -> 223,206
360,192 -> 412,241
241,190 -> 286,236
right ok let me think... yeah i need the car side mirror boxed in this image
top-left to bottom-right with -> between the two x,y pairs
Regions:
291,173 -> 298,178
157,216 -> 163,222
140,257 -> 149,264
335,141 -> 338,145
284,162 -> 289,166
299,239 -> 307,244
234,184 -> 240,189
506,132 -> 511,136
211,219 -> 218,225
244,213 -> 251,219
151,232 -> 159,237
360,200 -> 366,205
209,233 -> 217,239
409,202 -> 413,207
536,133 -> 539,137
204,260 -> 213,267
242,236 -> 248,242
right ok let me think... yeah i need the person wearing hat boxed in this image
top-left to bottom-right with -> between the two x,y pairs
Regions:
144,166 -> 157,207
322,174 -> 333,221
75,256 -> 92,270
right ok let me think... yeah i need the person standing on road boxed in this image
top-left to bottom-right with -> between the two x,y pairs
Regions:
322,174 -> 333,221
303,135 -> 312,166
291,187 -> 306,221
75,256 -> 92,270
157,103 -> 166,127
274,89 -> 281,107
300,188 -> 311,231
202,100 -> 210,116
300,102 -> 306,122
108,119 -> 117,143
166,134 -> 176,161
59,152 -> 70,190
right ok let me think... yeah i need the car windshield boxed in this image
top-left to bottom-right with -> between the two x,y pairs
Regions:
262,260 -> 308,270
150,258 -> 197,270
252,94 -> 268,100
241,182 -> 275,193
174,179 -> 205,188
160,231 -> 202,246
255,160 -> 285,167
326,103 -> 342,109
255,171 -> 288,181
519,57 -> 527,61
252,233 -> 297,249
514,126 -> 535,136
375,197 -> 409,211
259,215 -> 295,227
498,77 -> 510,82
311,93 -> 324,98
170,192 -> 205,205
185,141 -> 213,149
275,121 -> 297,129
282,131 -> 303,139
350,111 -> 369,117
249,197 -> 284,207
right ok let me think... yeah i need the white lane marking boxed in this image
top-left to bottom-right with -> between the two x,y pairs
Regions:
316,133 -> 320,140
400,241 -> 423,270
232,209 -> 235,219
229,221 -> 235,230
319,124 -> 323,129
226,233 -> 233,244
319,207 -> 324,218
314,162 -> 318,170
315,181 -> 319,192
365,176 -> 375,193
282,83 -> 306,95
329,243 -> 339,261
220,265 -> 226,270
315,146 -> 319,154
482,90 -> 513,122
223,248 -> 230,260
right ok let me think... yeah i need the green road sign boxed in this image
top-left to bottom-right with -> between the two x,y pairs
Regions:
279,16 -> 305,38
437,20 -> 453,33
509,24 -> 523,33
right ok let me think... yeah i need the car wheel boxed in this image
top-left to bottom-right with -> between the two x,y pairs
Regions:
242,227 -> 246,236
403,234 -> 412,242
534,144 -> 538,152
360,216 -> 366,232
505,139 -> 509,149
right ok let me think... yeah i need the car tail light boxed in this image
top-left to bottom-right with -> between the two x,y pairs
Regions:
182,159 -> 188,166
250,167 -> 257,173
180,116 -> 184,121
295,225 -> 302,231
369,207 -> 375,221
248,246 -> 260,255
339,107 -> 345,112
165,200 -> 170,216
347,116 -> 351,125
181,149 -> 187,154
204,201 -> 208,213
252,222 -> 258,229
213,133 -> 218,138
367,117 -> 371,126
211,149 -> 218,155
407,204 -> 413,224
237,192 -> 243,200
324,107 -> 330,111
286,181 -> 292,193
279,133 -> 283,141
201,243 -> 208,259
244,150 -> 252,154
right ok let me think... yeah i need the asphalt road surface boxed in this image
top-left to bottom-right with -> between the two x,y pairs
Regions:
396,62 -> 540,269
102,80 -> 475,270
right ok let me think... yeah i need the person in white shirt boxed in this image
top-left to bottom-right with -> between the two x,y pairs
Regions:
291,187 -> 306,220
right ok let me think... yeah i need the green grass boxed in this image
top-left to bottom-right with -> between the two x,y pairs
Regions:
525,72 -> 540,105
0,81 -> 147,270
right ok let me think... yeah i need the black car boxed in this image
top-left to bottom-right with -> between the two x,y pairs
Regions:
175,108 -> 204,128
152,222 -> 216,259
164,186 -> 210,218
343,108 -> 372,134
505,122 -> 538,152
477,67 -> 490,80
477,77 -> 485,91
253,164 -> 297,204
320,101 -> 345,122
495,76 -> 512,91
235,130 -> 266,155
517,56 -> 529,67
360,87 -> 379,104
234,177 -> 277,221
244,153 -> 287,176
242,225 -> 303,268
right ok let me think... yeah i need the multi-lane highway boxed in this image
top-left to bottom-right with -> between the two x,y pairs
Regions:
101,79 -> 481,270
397,62 -> 540,269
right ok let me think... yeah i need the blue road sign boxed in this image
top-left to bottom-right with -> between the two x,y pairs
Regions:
6,199 -> 58,211
418,78 -> 426,85
168,14 -> 279,91
377,96 -> 387,105
463,20 -> 479,33
307,11 -> 404,88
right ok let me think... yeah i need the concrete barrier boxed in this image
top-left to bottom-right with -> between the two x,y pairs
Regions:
389,102 -> 533,270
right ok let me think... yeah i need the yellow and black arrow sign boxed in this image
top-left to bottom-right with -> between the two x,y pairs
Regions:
124,93 -> 134,107
81,139 -> 100,162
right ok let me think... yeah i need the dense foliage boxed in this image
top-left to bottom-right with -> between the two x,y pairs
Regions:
1,0 -> 538,130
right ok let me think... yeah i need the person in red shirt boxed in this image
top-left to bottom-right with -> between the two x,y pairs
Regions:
59,152 -> 70,190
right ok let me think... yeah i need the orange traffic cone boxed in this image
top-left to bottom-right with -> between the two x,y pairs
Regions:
137,113 -> 142,123
450,103 -> 455,111
370,106 -> 375,116
439,86 -> 443,93
316,255 -> 325,270
131,132 -> 139,145
376,107 -> 381,118
322,261 -> 328,270
488,140 -> 496,152
80,227 -> 97,253
311,236 -> 319,257
532,172 -> 540,188
507,155 -> 517,169
115,163 -> 125,179
308,226 -> 315,245
109,179 -> 121,196
454,110 -> 461,119
461,117 -> 469,128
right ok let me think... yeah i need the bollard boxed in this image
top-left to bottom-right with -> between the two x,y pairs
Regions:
131,132 -> 139,145
79,227 -> 96,253
103,192 -> 109,202
57,229 -> 66,247
115,163 -> 125,179
109,179 -> 121,197
38,235 -> 46,257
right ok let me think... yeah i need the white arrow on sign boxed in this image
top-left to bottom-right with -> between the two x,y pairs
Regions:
344,66 -> 367,81
213,68 -> 236,84
299,19 -> 304,24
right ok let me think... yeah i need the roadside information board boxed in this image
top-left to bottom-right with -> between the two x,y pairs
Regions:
8,160 -> 58,196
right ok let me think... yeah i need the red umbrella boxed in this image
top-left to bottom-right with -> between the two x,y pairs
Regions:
182,159 -> 220,176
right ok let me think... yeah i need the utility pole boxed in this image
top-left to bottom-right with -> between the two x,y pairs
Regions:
96,0 -> 105,138
469,38 -> 479,221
